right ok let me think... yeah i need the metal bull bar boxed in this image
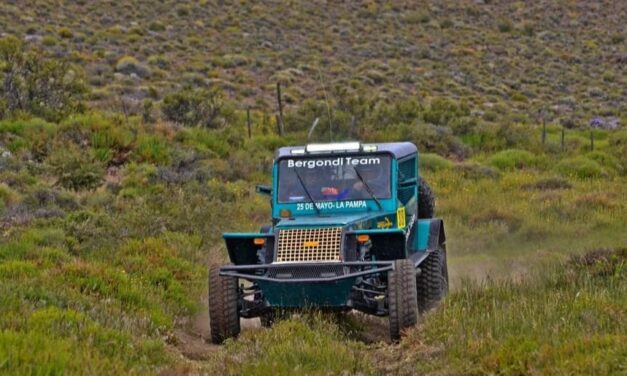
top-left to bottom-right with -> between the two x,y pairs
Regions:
219,261 -> 396,283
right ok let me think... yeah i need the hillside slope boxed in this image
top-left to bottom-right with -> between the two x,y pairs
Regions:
1,0 -> 625,126
0,0 -> 626,374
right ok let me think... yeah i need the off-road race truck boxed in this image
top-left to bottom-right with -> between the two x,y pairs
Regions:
209,141 -> 448,343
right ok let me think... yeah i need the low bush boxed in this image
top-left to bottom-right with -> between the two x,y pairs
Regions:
422,98 -> 470,128
420,153 -> 453,172
488,149 -> 542,170
0,183 -> 21,209
0,36 -> 87,122
555,157 -> 608,179
47,144 -> 105,190
406,123 -> 470,159
585,151 -> 623,175
607,130 -> 627,167
525,177 -> 572,190
162,87 -> 229,128
114,56 -> 151,78
0,118 -> 57,159
469,208 -> 522,232
453,162 -> 500,180
134,134 -> 171,164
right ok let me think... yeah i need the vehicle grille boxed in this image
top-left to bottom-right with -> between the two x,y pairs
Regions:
276,227 -> 342,262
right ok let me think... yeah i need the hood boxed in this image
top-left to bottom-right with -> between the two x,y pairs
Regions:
275,211 -> 397,231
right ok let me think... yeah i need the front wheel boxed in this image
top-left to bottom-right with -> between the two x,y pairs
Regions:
388,259 -> 419,342
208,264 -> 240,344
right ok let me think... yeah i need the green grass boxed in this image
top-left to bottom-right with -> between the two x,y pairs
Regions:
0,110 -> 625,373
0,228 -> 205,374
0,0 -> 625,371
407,248 -> 626,375
220,315 -> 373,375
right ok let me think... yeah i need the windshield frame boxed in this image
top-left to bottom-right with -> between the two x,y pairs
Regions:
275,152 -> 394,205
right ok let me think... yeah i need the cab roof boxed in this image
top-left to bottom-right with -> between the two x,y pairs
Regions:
275,142 -> 417,160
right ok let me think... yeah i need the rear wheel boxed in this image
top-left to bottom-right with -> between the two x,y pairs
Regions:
388,259 -> 419,342
418,177 -> 435,218
418,177 -> 435,219
416,247 -> 449,312
208,264 -> 240,344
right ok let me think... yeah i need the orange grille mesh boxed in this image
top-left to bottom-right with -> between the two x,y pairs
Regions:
276,227 -> 342,262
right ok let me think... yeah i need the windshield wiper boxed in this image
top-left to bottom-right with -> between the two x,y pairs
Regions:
353,167 -> 383,211
293,169 -> 321,216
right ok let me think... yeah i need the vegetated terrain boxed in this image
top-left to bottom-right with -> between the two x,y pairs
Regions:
0,0 -> 626,375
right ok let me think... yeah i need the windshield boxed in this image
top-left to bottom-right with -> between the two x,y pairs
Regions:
277,154 -> 392,203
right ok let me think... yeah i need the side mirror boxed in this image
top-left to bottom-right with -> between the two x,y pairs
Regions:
256,185 -> 272,196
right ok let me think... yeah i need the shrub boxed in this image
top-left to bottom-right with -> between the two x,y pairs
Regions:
23,187 -> 79,210
176,128 -> 229,158
422,98 -> 470,127
0,117 -> 57,159
469,208 -> 522,232
0,183 -> 21,209
497,18 -> 514,33
134,135 -> 170,164
555,157 -> 608,179
162,87 -> 228,128
0,36 -> 87,121
607,130 -> 627,169
212,54 -> 249,68
526,177 -> 572,190
58,27 -> 73,39
420,153 -> 453,172
585,151 -> 622,175
453,162 -> 500,179
115,56 -> 151,78
47,143 -> 105,190
488,149 -> 541,170
403,123 -> 470,159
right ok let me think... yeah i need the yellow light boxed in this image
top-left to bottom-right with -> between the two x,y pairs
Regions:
356,235 -> 370,243
303,240 -> 319,247
279,209 -> 292,218
253,238 -> 266,245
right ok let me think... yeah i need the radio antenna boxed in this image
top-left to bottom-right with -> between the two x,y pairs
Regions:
307,117 -> 320,141
317,69 -> 334,142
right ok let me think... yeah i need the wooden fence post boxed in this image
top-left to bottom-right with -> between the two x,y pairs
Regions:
246,107 -> 252,139
275,114 -> 284,136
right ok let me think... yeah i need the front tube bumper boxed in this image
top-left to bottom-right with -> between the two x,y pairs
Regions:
219,261 -> 395,283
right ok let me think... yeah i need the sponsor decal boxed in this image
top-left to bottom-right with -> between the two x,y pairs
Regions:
286,157 -> 381,169
397,207 -> 406,229
377,217 -> 393,229
295,200 -> 367,211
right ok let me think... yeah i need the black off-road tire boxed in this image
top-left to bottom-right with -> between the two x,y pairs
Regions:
208,264 -> 240,344
418,177 -> 435,219
260,312 -> 274,328
388,259 -> 419,342
259,308 -> 291,327
416,247 -> 449,313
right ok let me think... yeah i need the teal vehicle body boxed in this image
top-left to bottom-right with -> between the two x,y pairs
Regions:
219,141 -> 446,317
